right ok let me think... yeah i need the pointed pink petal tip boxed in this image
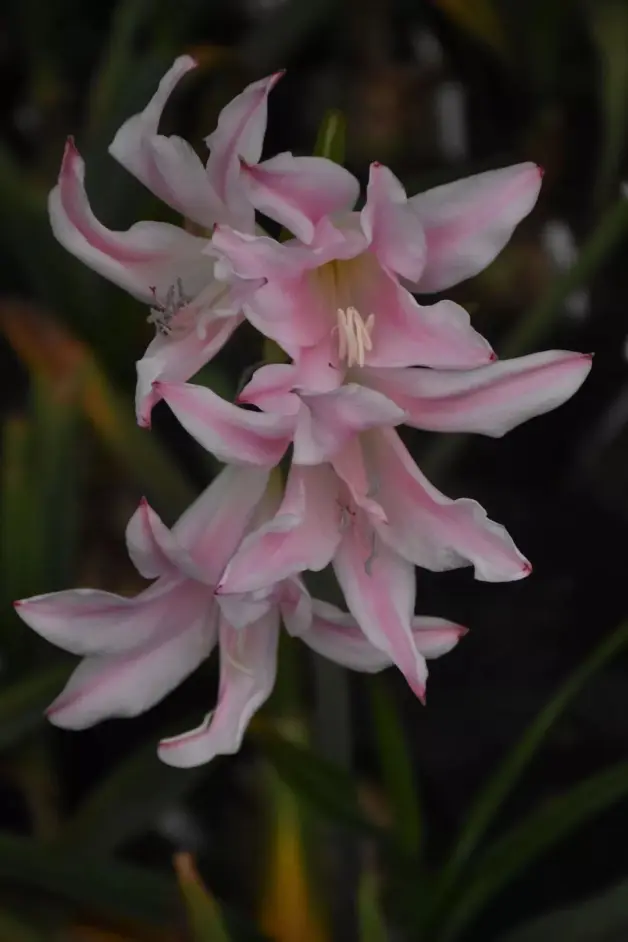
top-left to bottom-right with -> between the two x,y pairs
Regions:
489,350 -> 498,362
418,686 -> 427,706
538,165 -> 545,179
13,600 -> 22,609
522,560 -> 533,576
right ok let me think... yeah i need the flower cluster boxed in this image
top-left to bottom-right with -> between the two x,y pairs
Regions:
15,58 -> 592,767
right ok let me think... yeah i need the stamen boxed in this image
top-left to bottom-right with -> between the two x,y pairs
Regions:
147,278 -> 193,336
335,306 -> 375,367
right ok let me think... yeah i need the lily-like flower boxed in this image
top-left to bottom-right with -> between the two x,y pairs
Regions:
214,430 -> 529,699
159,582 -> 467,768
211,160 -> 544,386
13,466 -> 271,730
13,467 -> 466,764
49,57 -> 357,425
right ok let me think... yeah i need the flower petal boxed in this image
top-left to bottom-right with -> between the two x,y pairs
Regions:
278,577 -> 313,637
109,56 -> 221,227
218,464 -> 341,594
293,384 -> 406,465
237,362 -> 300,413
361,162 -> 426,281
46,584 -> 216,729
14,579 -> 179,656
156,381 -> 295,466
125,499 -> 180,579
333,524 -> 427,699
173,465 -> 271,582
361,351 -> 592,437
136,312 -> 241,427
409,162 -> 543,293
205,73 -> 284,231
211,226 -> 315,280
359,268 -> 493,368
301,600 -> 466,670
411,617 -> 468,658
369,428 -> 530,582
241,152 -> 359,243
158,610 -> 279,767
50,138 -> 210,303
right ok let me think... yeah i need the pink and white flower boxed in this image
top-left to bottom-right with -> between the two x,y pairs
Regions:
211,160 -> 544,387
13,466 -> 271,731
49,57 -> 357,425
13,466 -> 467,764
214,429 -> 529,699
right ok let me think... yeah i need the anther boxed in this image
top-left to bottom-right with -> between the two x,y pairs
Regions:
147,278 -> 192,336
334,306 -> 375,367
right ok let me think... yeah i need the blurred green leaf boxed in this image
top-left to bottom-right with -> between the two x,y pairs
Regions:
437,760 -> 628,941
0,147 -> 96,325
0,831 -> 180,926
0,664 -> 71,752
253,723 -> 383,838
30,374 -> 81,592
0,908 -> 48,942
0,301 -> 195,517
60,736 -> 208,855
369,676 -> 421,859
431,0 -> 508,58
497,874 -> 628,942
502,192 -> 628,357
86,0 -> 155,141
314,110 -> 346,166
0,417 -> 42,665
175,852 -> 232,942
588,0 -> 628,203
428,619 -> 628,922
358,868 -> 389,942
259,764 -> 328,942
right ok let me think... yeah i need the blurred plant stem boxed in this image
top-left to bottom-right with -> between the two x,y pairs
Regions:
174,852 -> 231,942
423,192 -> 628,478
369,676 -> 421,860
260,636 -> 329,942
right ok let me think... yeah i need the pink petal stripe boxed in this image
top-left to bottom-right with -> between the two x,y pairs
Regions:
156,381 -> 295,466
362,350 -> 592,437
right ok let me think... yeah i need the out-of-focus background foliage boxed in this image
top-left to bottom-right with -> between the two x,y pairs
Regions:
3,0 -> 628,939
